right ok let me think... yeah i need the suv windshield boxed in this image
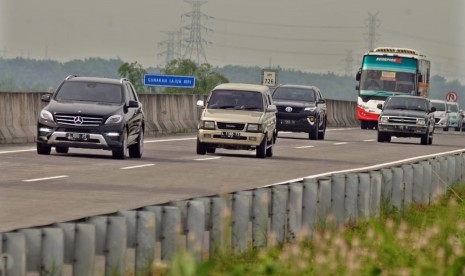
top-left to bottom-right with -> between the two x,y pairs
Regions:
207,90 -> 263,111
55,82 -> 123,104
384,97 -> 428,111
273,87 -> 315,102
431,102 -> 446,111
447,103 -> 459,112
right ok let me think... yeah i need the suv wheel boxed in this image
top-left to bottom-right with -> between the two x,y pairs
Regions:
206,147 -> 216,154
196,138 -> 207,155
129,130 -> 144,158
55,146 -> 69,154
37,143 -> 51,155
256,136 -> 267,158
112,131 -> 128,160
377,131 -> 391,143
420,132 -> 429,145
318,118 -> 326,140
309,118 -> 319,140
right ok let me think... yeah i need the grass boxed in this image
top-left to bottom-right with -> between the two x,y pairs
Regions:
140,184 -> 465,276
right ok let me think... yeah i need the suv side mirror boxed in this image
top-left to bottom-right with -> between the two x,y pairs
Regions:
267,104 -> 277,113
128,100 -> 139,108
318,99 -> 326,104
377,103 -> 383,110
197,100 -> 205,108
41,94 -> 51,102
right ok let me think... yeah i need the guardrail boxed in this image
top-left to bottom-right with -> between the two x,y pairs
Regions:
0,92 -> 358,144
1,150 -> 463,275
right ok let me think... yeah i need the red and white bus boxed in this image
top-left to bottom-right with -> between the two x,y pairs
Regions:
355,47 -> 431,129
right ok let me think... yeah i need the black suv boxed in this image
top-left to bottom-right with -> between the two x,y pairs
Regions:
377,95 -> 435,145
272,84 -> 327,140
37,75 -> 145,159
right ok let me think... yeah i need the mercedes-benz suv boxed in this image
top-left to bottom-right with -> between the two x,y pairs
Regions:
37,75 -> 145,159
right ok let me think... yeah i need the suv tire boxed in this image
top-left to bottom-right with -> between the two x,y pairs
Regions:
256,136 -> 267,158
196,138 -> 207,155
318,118 -> 326,140
128,130 -> 144,158
112,131 -> 128,160
206,147 -> 216,154
308,118 -> 319,140
266,138 -> 273,157
37,143 -> 51,155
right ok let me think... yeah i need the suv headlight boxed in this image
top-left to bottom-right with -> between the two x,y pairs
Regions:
105,115 -> 122,124
40,110 -> 54,121
201,121 -> 216,130
416,118 -> 426,126
379,116 -> 389,124
247,123 -> 262,132
304,107 -> 316,112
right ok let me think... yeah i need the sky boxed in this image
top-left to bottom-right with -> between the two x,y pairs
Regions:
1,0 -> 464,84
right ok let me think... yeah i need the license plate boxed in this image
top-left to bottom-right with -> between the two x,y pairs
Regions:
221,132 -> 240,138
66,133 -> 89,141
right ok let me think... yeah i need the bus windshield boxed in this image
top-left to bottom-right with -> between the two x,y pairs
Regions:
360,70 -> 415,95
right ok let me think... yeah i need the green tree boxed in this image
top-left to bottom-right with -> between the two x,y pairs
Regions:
118,61 -> 147,92
162,59 -> 229,94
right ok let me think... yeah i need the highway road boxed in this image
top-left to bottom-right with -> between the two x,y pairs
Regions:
1,127 -> 464,232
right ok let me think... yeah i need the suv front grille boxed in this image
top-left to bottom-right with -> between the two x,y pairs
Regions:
55,114 -> 103,126
277,106 -> 303,113
387,116 -> 417,124
217,122 -> 245,130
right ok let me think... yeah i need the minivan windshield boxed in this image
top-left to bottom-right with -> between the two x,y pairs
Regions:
447,103 -> 459,112
384,97 -> 428,112
55,82 -> 123,104
207,90 -> 263,111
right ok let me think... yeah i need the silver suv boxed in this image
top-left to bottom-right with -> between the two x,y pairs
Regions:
196,83 -> 277,158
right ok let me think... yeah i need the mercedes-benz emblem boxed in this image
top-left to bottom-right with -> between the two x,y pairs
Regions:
74,116 -> 83,125
285,107 -> 293,112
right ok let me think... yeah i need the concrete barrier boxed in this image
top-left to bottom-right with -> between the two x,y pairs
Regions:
0,92 -> 358,144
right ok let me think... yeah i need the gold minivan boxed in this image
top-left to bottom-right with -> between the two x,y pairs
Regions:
196,83 -> 277,158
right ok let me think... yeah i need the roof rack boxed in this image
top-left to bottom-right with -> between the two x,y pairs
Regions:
119,78 -> 129,84
65,75 -> 78,80
373,47 -> 420,55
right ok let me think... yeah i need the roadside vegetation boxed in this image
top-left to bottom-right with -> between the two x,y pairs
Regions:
147,185 -> 465,276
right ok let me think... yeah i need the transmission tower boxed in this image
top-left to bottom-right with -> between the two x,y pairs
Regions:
158,31 -> 177,66
181,0 -> 212,64
365,12 -> 380,51
344,50 -> 355,76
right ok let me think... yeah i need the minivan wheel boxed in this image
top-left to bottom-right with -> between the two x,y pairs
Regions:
266,140 -> 273,157
112,131 -> 128,159
55,146 -> 69,154
37,143 -> 51,155
196,138 -> 207,155
129,130 -> 144,158
256,136 -> 267,158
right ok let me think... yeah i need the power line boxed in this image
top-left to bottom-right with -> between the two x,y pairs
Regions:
215,17 -> 364,29
214,31 -> 363,44
213,43 -> 348,57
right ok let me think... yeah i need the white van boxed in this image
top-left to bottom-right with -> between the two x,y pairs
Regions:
430,99 -> 449,131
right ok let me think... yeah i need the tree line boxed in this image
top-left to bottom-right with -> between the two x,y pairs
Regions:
0,57 -> 463,105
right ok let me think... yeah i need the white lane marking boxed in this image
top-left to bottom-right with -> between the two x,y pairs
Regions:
0,149 -> 35,154
295,145 -> 315,149
120,164 -> 155,170
363,139 -> 376,142
144,137 -> 196,143
263,148 -> 465,188
195,157 -> 222,161
333,142 -> 348,145
23,175 -> 69,182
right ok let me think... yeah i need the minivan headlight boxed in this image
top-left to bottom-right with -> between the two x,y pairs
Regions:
105,115 -> 122,124
416,118 -> 426,125
247,123 -> 261,132
40,110 -> 54,121
202,121 -> 216,130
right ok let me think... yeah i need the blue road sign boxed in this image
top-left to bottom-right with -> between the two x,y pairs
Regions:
144,74 -> 196,88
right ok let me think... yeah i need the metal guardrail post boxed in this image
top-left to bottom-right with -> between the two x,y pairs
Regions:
402,164 -> 413,208
447,156 -> 456,186
461,154 -> 465,184
3,232 -> 26,276
41,228 -> 64,275
391,167 -> 404,211
105,216 -> 127,276
439,156 -> 448,195
73,223 -> 96,276
18,229 -> 41,272
55,223 -> 75,265
420,161 -> 433,204
252,188 -> 269,248
271,185 -> 288,244
345,173 -> 359,224
331,174 -> 346,226
161,206 -> 181,261
87,216 -> 108,256
431,159 -> 441,200
118,211 -> 137,248
210,197 -> 229,257
358,173 -> 370,218
412,163 -> 424,204
288,183 -> 303,239
143,206 -> 163,244
370,171 -> 382,218
135,211 -> 156,275
381,169 -> 393,202
186,200 -> 206,262
232,191 -> 252,253
302,178 -> 318,238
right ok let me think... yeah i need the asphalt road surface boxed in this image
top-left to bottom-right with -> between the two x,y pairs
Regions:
1,127 -> 464,232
